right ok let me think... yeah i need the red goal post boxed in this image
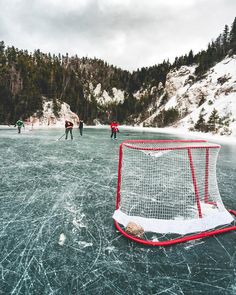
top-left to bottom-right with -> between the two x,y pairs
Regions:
113,140 -> 236,246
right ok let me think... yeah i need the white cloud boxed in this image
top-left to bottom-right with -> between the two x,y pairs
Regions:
39,0 -> 94,13
98,0 -> 132,11
0,0 -> 235,70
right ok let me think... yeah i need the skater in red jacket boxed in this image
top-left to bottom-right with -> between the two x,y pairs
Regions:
65,120 -> 74,140
110,121 -> 119,140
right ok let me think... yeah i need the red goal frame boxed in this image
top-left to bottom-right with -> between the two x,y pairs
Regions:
114,140 -> 236,246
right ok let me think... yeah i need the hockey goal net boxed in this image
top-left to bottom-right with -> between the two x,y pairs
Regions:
113,140 -> 236,246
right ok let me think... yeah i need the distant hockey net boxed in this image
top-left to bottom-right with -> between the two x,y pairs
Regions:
113,140 -> 236,246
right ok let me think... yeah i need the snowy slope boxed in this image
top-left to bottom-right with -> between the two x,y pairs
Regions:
144,55 -> 236,136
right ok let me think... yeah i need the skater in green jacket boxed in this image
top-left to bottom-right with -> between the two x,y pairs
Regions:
15,119 -> 24,134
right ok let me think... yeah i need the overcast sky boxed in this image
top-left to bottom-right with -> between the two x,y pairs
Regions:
0,0 -> 235,71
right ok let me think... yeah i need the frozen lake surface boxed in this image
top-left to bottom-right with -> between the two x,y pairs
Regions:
0,127 -> 236,294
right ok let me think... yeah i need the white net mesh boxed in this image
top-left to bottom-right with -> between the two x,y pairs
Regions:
113,140 -> 233,235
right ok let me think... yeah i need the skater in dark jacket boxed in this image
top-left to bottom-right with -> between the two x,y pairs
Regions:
79,120 -> 84,136
65,120 -> 73,140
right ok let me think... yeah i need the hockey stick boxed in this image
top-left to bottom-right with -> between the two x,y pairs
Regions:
57,133 -> 65,141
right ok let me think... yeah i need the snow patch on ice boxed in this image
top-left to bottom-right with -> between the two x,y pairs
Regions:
58,233 -> 66,246
72,218 -> 86,229
77,241 -> 93,248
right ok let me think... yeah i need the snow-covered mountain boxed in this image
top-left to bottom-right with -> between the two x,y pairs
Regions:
143,55 -> 236,136
25,56 -> 236,136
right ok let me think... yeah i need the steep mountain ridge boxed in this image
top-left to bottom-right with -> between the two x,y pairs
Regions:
140,55 -> 236,135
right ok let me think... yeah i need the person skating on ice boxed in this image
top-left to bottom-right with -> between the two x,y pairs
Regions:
110,121 -> 119,140
79,120 -> 84,136
65,120 -> 74,140
14,118 -> 24,133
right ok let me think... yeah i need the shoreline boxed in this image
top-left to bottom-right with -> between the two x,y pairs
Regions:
1,124 -> 236,145
88,125 -> 236,145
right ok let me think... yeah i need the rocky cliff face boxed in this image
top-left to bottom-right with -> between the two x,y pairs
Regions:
142,55 -> 236,135
28,98 -> 79,128
89,83 -> 125,105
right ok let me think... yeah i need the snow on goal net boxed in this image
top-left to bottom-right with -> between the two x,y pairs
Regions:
113,140 -> 236,246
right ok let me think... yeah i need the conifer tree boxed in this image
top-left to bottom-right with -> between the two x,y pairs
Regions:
0,41 -> 5,58
207,108 -> 219,133
194,108 -> 207,132
230,17 -> 236,53
222,24 -> 230,55
186,50 -> 194,65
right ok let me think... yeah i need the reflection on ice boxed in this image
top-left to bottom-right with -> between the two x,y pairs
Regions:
0,128 -> 236,294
